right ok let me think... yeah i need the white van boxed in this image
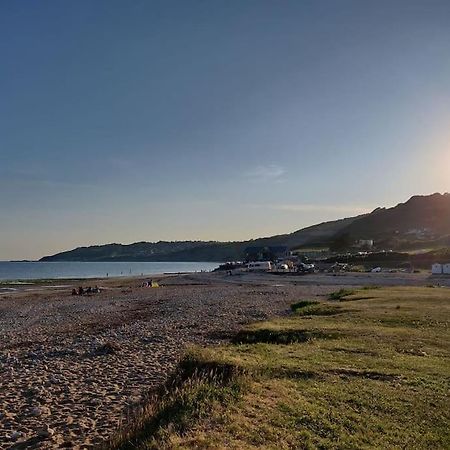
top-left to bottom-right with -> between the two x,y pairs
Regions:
248,261 -> 272,272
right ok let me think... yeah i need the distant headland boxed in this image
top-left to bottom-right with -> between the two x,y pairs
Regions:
40,193 -> 450,263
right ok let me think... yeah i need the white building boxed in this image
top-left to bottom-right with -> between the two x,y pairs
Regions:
432,263 -> 443,274
443,263 -> 450,275
357,239 -> 374,249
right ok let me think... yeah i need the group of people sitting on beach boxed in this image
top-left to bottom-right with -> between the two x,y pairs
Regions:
71,286 -> 101,296
141,279 -> 159,288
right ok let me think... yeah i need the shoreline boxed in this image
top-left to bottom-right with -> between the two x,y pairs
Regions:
0,261 -> 220,286
0,269 -> 219,294
2,270 -> 450,296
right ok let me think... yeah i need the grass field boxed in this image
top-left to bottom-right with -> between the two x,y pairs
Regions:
110,286 -> 450,450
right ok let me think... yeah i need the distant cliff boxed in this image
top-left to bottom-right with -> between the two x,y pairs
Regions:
40,193 -> 450,262
40,217 -> 358,262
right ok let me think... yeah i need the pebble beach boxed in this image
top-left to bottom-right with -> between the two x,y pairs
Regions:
0,272 -> 341,449
1,270 -> 446,449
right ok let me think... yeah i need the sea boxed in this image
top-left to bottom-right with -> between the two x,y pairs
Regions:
0,261 -> 220,281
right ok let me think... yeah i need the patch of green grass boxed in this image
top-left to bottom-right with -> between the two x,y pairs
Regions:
328,288 -> 355,300
111,286 -> 450,450
232,328 -> 338,345
291,300 -> 345,316
290,300 -> 319,311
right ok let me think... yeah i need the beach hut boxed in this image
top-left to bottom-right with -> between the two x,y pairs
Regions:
432,263 -> 443,275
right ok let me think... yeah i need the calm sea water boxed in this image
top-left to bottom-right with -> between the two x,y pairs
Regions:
0,261 -> 219,281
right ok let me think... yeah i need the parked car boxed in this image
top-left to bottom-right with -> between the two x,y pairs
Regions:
297,262 -> 315,273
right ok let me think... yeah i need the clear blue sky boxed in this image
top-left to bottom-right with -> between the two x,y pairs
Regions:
1,0 -> 449,260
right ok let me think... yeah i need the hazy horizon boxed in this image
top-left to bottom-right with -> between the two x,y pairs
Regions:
2,1 -> 450,260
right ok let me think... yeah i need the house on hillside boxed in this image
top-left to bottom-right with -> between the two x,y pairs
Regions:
444,263 -> 450,274
356,239 -> 374,249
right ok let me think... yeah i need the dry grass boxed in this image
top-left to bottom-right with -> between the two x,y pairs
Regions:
109,286 -> 450,449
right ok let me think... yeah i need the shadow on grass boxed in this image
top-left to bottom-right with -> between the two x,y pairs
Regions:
232,328 -> 339,345
342,295 -> 377,302
327,368 -> 401,382
291,301 -> 346,316
269,367 -> 318,380
331,347 -> 378,356
328,288 -> 356,300
328,289 -> 377,302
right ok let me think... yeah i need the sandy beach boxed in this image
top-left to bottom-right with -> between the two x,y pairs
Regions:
0,271 -> 448,449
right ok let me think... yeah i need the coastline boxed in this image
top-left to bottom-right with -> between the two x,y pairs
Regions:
0,273 -> 182,296
1,269 -> 448,297
0,261 -> 220,285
